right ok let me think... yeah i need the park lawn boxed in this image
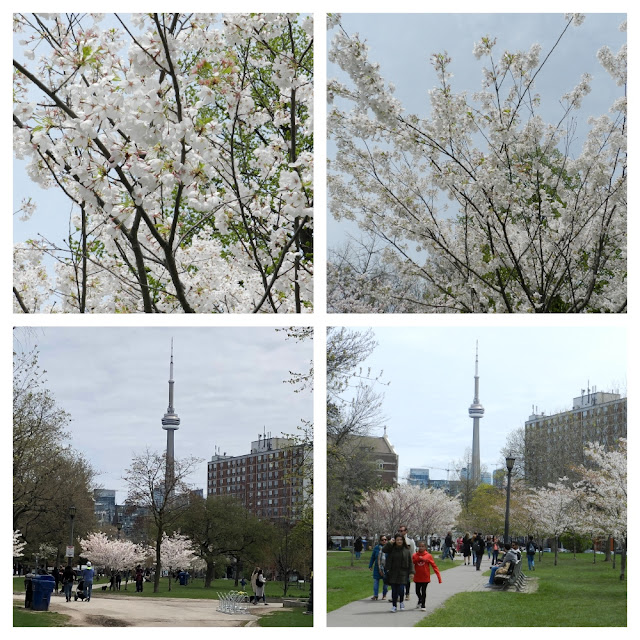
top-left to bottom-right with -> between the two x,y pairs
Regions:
257,608 -> 313,627
327,550 -> 461,612
416,553 -> 626,627
12,576 -> 309,601
13,605 -> 73,627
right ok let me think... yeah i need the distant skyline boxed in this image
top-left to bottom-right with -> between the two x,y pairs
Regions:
340,326 -> 626,482
13,327 -> 313,505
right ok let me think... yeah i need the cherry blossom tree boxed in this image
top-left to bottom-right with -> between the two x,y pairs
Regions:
574,439 -> 626,579
328,14 -> 626,313
159,532 -> 196,591
522,478 -> 579,565
13,12 -> 313,313
359,484 -> 461,541
79,531 -> 146,575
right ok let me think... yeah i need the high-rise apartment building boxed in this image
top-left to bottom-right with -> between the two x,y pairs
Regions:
524,389 -> 627,487
207,434 -> 308,523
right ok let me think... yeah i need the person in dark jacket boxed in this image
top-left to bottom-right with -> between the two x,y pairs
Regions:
62,565 -> 75,602
526,536 -> 537,571
381,534 -> 414,612
474,533 -> 486,571
462,533 -> 472,565
354,536 -> 364,560
369,535 -> 388,600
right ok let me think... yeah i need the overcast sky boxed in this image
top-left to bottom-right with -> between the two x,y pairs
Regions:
14,327 -> 313,504
338,325 -> 627,482
327,12 -> 627,247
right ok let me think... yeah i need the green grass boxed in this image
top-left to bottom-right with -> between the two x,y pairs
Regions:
327,550 -> 461,612
13,605 -> 73,627
416,553 -> 626,627
12,576 -> 309,601
257,608 -> 313,627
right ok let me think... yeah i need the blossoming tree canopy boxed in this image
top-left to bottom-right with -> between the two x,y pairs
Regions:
327,13 -> 626,313
13,13 -> 313,313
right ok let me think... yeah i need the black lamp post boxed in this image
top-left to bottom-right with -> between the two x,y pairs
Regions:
68,506 -> 76,567
116,521 -> 122,540
504,457 -> 516,545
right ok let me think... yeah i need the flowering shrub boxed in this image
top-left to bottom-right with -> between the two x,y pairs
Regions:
14,13 -> 313,313
328,14 -> 625,313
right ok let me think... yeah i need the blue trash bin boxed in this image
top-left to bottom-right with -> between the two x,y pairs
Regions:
32,575 -> 55,611
178,571 -> 187,586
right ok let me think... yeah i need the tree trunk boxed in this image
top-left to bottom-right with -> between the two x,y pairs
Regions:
620,539 -> 626,581
168,567 -> 172,592
204,561 -> 215,588
592,538 -> 596,564
154,533 -> 162,593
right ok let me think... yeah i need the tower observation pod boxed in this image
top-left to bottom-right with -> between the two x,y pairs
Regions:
468,342 -> 484,483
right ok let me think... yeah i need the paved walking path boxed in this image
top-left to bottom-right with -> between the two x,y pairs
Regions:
328,563 -> 490,627
13,592 -> 266,627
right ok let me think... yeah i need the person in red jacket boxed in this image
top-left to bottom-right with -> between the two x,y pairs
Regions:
412,540 -> 442,609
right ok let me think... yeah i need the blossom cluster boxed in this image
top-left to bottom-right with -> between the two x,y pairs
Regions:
13,13 -> 313,313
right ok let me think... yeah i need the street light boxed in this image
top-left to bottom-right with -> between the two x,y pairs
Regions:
504,456 -> 516,546
68,506 -> 76,567
116,521 -> 122,540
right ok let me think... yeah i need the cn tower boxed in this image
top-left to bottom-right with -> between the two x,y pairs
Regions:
468,341 -> 484,484
161,339 -> 180,494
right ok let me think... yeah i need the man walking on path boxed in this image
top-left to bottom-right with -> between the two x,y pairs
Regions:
526,536 -> 537,571
442,532 -> 453,561
474,534 -> 486,571
82,562 -> 95,601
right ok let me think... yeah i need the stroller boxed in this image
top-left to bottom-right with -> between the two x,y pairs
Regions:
75,579 -> 88,601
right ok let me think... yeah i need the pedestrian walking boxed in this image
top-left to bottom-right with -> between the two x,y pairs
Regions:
381,533 -> 414,612
412,540 -> 442,609
369,535 -> 389,600
526,536 -> 537,571
441,531 -> 453,561
82,562 -> 95,601
474,534 -> 486,571
135,566 -> 144,592
354,536 -> 364,560
462,533 -> 472,565
254,569 -> 267,604
52,566 -> 60,594
62,565 -> 75,602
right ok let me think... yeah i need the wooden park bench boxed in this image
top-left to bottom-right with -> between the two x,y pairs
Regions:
493,559 -> 527,591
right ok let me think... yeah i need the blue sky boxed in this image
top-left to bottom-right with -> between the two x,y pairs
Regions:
339,325 -> 627,482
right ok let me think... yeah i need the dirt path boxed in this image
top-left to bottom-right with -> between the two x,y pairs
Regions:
14,593 -> 270,627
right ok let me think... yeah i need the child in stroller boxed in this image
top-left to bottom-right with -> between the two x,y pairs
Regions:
75,579 -> 88,601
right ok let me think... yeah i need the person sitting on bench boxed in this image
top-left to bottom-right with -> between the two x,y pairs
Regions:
489,542 -> 519,584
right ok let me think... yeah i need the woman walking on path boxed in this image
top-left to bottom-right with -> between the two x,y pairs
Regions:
462,533 -> 472,566
382,534 -> 414,612
369,535 -> 389,600
412,541 -> 442,610
251,568 -> 267,605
